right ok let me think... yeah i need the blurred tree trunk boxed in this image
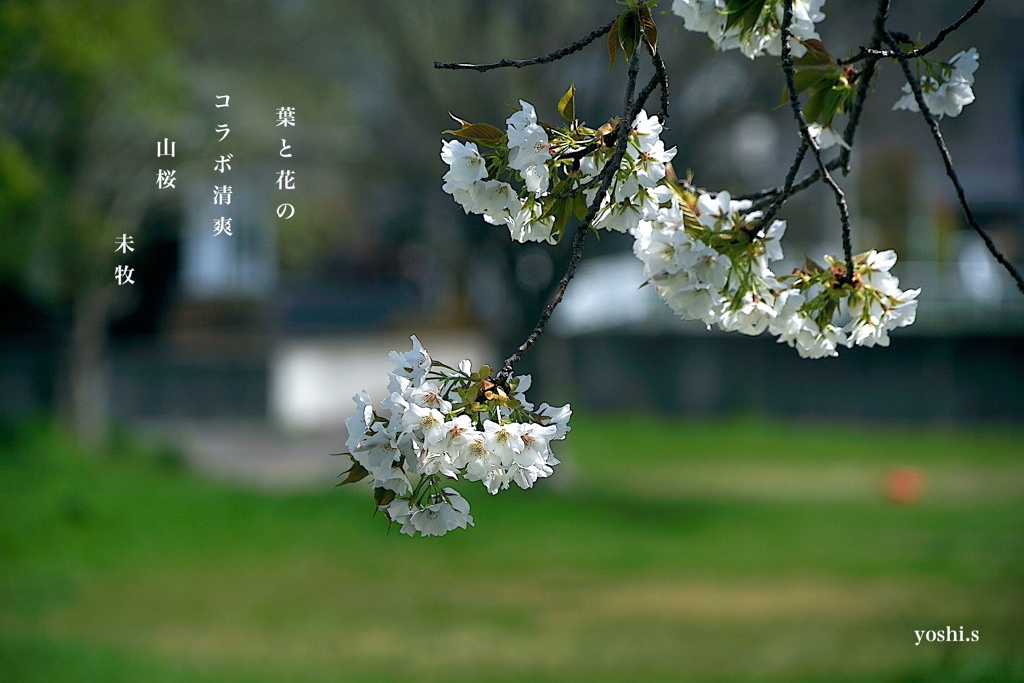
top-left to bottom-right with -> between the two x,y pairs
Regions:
0,2 -> 181,448
57,97 -> 155,447
63,286 -> 114,446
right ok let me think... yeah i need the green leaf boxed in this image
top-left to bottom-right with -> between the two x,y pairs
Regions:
607,17 -> 619,72
802,85 -> 826,124
442,123 -> 506,144
794,68 -> 829,96
803,256 -> 824,274
373,487 -> 396,508
819,86 -> 845,126
557,83 -> 576,123
799,39 -> 832,64
574,193 -> 589,221
618,9 -> 640,63
336,461 -> 370,487
638,6 -> 658,55
724,0 -> 766,35
539,195 -> 557,222
793,55 -> 830,69
551,198 -> 573,241
779,86 -> 792,108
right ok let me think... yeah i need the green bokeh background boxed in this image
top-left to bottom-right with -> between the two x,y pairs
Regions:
2,417 -> 1022,682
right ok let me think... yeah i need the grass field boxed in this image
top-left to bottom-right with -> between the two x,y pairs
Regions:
1,416 -> 1022,682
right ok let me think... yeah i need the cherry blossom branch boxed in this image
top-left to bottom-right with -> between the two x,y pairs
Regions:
840,0 -> 986,65
780,0 -> 854,281
434,18 -> 617,72
743,0 -> 884,206
885,31 -> 1024,295
495,52 -> 644,386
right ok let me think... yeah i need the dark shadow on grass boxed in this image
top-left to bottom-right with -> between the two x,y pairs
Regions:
469,478 -> 730,535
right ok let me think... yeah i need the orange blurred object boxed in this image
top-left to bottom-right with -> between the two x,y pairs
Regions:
882,467 -> 926,505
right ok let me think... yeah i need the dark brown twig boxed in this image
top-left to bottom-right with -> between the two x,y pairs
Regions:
753,141 -> 807,233
885,31 -> 1024,295
646,43 -> 671,122
781,0 -> 854,282
839,0 -> 985,64
837,0 -> 891,173
738,157 -> 841,206
434,18 -> 616,72
746,0 -> 889,209
495,52 -> 644,386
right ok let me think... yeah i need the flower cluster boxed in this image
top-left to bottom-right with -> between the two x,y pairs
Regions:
440,89 -> 920,360
580,111 -> 677,234
633,188 -> 920,358
441,137 -> 540,239
441,99 -> 676,245
893,48 -> 978,119
634,189 -> 788,335
339,337 -> 571,537
671,0 -> 826,59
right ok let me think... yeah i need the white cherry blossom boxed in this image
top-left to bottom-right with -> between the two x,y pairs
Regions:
506,100 -> 540,148
508,201 -> 556,244
461,180 -> 522,226
893,48 -> 978,119
719,295 -> 777,336
537,403 -> 572,439
388,335 -> 430,383
510,462 -> 554,490
516,422 -> 558,468
351,430 -> 400,483
507,101 -> 552,194
409,494 -> 474,537
408,381 -> 453,415
808,123 -> 850,151
427,415 -> 475,455
483,420 -> 524,468
402,403 -> 446,443
441,140 -> 488,193
762,220 -> 787,262
672,0 -> 826,59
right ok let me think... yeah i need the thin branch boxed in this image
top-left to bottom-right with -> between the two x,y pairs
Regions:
841,0 -> 986,64
781,0 -> 855,282
495,52 -> 643,386
434,18 -> 616,72
547,69 -> 660,194
738,157 -> 841,205
740,0 -> 890,203
837,0 -> 891,174
634,70 -> 663,116
753,141 -> 807,233
885,32 -> 1024,295
904,0 -> 986,59
646,43 -> 671,122
550,174 -> 602,200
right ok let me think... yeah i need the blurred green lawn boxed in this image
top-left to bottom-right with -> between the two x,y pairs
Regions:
1,416 -> 1022,683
